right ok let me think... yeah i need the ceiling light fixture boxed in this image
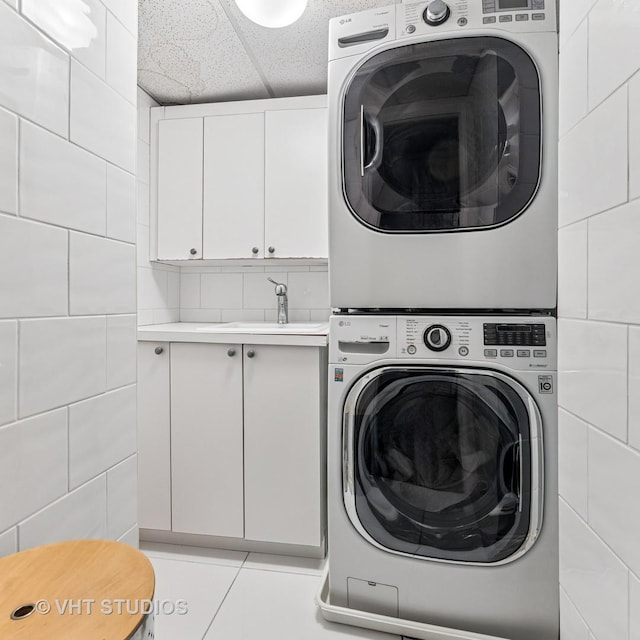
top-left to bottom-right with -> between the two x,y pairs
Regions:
234,0 -> 308,28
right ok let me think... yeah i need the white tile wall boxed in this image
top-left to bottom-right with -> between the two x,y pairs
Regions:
106,314 -> 137,389
69,232 -> 136,315
629,327 -> 640,452
558,409 -> 589,520
0,216 -> 68,319
71,60 -> 136,172
558,319 -> 627,441
559,589 -> 590,640
0,528 -> 17,557
558,86 -> 628,227
558,221 -> 587,319
107,454 -> 138,539
630,72 -> 640,202
0,0 -> 138,554
18,475 -> 108,551
559,7 -> 640,639
587,0 -> 640,110
559,20 -> 588,137
22,0 -> 107,79
588,430 -> 640,576
106,11 -> 137,104
179,265 -> 329,323
588,200 -> 640,323
559,500 -> 629,640
20,120 -> 107,235
631,574 -> 640,640
0,3 -> 69,137
107,164 -> 136,242
0,321 -> 17,426
0,107 -> 17,215
68,385 -> 137,488
137,88 -> 180,326
0,409 -> 68,532
19,317 -> 107,418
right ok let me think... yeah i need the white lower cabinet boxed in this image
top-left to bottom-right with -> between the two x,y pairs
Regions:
170,343 -> 244,538
137,342 -> 171,531
138,340 -> 326,550
244,345 -> 323,547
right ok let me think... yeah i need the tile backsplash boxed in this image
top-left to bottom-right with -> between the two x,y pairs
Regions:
179,265 -> 329,323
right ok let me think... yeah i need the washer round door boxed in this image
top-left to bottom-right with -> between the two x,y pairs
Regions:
342,367 -> 543,564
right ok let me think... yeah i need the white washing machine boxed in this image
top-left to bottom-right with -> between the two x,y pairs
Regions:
327,314 -> 558,640
328,1 -> 558,311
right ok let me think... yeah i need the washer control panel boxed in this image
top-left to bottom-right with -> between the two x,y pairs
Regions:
397,315 -> 556,370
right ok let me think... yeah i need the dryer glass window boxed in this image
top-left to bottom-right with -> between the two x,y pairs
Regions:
346,369 -> 535,563
342,37 -> 541,232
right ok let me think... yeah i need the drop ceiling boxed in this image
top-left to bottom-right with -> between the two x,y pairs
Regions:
138,0 -> 394,105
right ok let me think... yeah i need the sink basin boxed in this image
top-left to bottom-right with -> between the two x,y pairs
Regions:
194,322 -> 327,335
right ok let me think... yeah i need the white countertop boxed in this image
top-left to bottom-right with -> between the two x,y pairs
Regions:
138,322 -> 329,347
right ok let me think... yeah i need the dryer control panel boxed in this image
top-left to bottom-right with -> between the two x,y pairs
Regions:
397,0 -> 556,36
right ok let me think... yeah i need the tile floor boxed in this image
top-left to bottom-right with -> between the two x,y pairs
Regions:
142,542 -> 398,640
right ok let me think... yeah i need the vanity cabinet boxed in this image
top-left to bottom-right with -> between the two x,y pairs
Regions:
137,339 -> 326,550
170,343 -> 244,538
137,341 -> 171,531
152,95 -> 328,262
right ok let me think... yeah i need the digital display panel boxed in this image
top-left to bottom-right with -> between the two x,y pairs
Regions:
497,324 -> 532,332
498,0 -> 529,8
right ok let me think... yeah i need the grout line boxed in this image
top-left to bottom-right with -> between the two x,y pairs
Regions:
199,566 -> 243,640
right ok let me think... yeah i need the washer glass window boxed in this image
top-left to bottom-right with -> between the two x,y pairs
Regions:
345,368 -> 536,563
342,37 -> 541,232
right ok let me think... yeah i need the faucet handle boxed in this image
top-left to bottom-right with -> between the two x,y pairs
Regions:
267,277 -> 287,294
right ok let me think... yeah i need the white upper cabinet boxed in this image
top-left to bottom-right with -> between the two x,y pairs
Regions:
152,96 -> 327,262
203,113 -> 265,259
265,108 -> 328,259
156,118 -> 203,261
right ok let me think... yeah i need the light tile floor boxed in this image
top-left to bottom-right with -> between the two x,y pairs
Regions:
142,542 -> 398,640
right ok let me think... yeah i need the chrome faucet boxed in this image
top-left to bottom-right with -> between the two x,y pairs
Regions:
267,277 -> 288,324
267,278 -> 289,324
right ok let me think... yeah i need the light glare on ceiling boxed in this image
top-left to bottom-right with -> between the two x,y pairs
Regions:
234,0 -> 308,28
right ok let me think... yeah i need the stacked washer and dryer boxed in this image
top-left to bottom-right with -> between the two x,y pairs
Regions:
321,2 -> 559,639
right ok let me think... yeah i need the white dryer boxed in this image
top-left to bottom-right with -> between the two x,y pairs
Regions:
326,314 -> 558,639
328,2 -> 558,311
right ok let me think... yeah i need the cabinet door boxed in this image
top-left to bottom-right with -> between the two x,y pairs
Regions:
244,345 -> 323,546
171,343 -> 244,537
137,342 -> 171,530
157,118 -> 203,260
265,108 -> 328,259
203,113 -> 265,259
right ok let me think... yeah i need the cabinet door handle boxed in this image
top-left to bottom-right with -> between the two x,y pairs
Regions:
154,346 -> 164,355
227,348 -> 236,357
268,246 -> 275,254
246,349 -> 256,359
190,248 -> 197,255
252,246 -> 259,255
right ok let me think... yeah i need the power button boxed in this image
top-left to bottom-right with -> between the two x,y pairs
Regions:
458,346 -> 469,356
407,344 -> 417,355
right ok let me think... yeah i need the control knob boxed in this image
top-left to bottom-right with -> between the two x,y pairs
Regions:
423,325 -> 451,352
423,0 -> 450,25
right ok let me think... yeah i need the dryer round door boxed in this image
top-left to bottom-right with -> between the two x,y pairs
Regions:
342,36 -> 541,232
342,367 -> 543,564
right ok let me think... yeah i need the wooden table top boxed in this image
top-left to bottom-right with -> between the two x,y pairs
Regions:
0,539 -> 155,640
